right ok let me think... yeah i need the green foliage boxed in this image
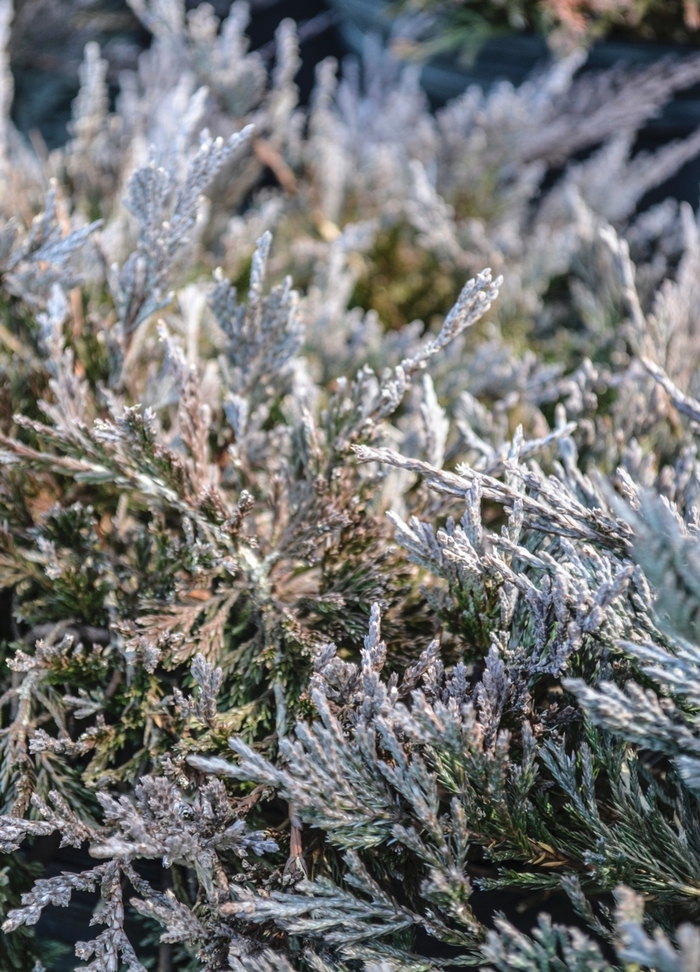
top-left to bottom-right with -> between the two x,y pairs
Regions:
5,0 -> 700,970
389,0 -> 700,61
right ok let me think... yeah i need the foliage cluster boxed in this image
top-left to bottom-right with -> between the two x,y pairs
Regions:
4,1 -> 700,971
389,0 -> 700,60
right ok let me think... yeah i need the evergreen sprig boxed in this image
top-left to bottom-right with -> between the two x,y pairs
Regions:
4,0 -> 700,969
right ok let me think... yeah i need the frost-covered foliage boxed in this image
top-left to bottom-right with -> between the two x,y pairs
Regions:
5,0 -> 700,969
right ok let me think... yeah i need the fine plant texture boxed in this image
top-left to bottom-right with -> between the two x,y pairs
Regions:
389,0 -> 700,58
5,0 -> 700,970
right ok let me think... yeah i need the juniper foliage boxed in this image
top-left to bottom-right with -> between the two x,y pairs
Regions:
4,1 -> 700,970
387,0 -> 700,58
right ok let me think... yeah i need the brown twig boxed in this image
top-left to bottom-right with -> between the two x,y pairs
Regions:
104,668 -> 123,700
252,137 -> 298,196
234,783 -> 268,817
283,802 -> 307,879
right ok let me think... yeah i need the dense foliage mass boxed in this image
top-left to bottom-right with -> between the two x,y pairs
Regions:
5,0 -> 700,970
389,0 -> 700,58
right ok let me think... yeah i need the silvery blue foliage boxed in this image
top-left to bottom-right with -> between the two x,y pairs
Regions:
3,0 -> 700,970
